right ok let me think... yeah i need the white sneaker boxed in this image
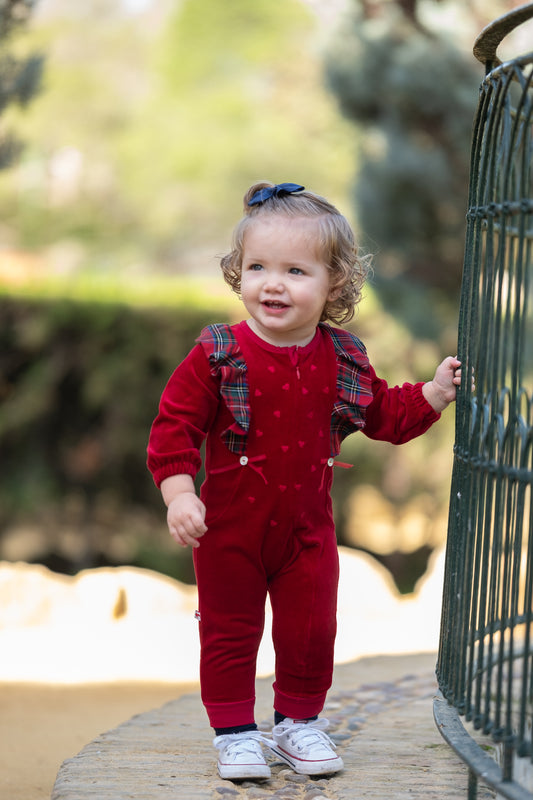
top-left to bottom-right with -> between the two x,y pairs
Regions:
269,718 -> 344,775
214,731 -> 271,780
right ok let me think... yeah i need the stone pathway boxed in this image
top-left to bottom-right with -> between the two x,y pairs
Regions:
51,653 -> 495,800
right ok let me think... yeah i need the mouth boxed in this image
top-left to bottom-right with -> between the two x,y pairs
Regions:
262,300 -> 289,310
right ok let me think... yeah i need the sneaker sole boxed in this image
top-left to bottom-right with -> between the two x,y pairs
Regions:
269,745 -> 343,775
217,763 -> 271,780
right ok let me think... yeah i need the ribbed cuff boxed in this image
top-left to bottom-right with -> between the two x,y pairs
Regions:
203,696 -> 256,729
273,683 -> 326,720
412,381 -> 442,420
150,461 -> 199,489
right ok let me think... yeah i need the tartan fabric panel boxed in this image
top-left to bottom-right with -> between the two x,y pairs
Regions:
197,324 -> 249,455
320,323 -> 374,454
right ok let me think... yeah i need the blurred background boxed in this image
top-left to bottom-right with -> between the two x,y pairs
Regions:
0,0 -> 526,594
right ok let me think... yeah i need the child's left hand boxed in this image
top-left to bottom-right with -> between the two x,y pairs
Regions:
422,356 -> 473,413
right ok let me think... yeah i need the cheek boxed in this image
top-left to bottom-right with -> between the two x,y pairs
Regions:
302,286 -> 330,312
240,275 -> 258,301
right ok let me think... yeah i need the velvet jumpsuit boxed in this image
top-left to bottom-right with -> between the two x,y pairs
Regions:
147,320 -> 440,729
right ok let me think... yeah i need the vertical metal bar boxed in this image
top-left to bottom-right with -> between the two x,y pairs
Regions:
468,768 -> 478,800
435,7 -> 533,797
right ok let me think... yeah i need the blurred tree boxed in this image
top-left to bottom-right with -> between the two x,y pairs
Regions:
0,0 -> 43,167
325,0 -> 486,338
115,0 -> 356,265
0,0 -> 355,275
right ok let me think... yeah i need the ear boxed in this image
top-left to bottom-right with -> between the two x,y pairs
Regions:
328,285 -> 342,302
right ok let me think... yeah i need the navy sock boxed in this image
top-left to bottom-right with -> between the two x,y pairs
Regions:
214,722 -> 258,736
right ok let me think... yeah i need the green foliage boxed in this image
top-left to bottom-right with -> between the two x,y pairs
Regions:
0,271 -> 241,311
115,0 -> 355,250
0,0 -> 37,37
0,295 -> 225,576
0,1 -> 355,272
159,0 -> 307,88
325,3 -> 482,334
0,0 -> 42,169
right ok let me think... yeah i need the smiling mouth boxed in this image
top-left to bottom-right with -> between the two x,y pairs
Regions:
262,300 -> 289,309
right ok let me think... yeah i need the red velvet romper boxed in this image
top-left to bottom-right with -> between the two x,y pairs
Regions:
147,320 -> 440,729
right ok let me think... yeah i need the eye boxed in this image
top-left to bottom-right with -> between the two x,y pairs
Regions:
289,267 -> 304,275
247,263 -> 263,271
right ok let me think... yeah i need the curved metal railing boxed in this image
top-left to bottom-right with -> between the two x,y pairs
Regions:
434,4 -> 533,799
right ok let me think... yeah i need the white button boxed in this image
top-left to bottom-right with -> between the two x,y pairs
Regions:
240,456 -> 249,466
327,457 -> 334,467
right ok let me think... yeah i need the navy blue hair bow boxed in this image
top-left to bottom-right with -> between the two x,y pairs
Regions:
248,182 -> 305,206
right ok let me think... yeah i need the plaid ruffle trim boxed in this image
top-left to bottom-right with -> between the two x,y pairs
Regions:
197,322 -> 373,456
197,323 -> 249,456
322,323 -> 373,454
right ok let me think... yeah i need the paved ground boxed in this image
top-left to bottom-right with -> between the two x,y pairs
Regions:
50,653 -> 495,800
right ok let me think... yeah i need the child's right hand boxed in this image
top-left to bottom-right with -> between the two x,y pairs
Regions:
167,492 -> 207,548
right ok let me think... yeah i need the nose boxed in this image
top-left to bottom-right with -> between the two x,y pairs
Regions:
262,271 -> 285,293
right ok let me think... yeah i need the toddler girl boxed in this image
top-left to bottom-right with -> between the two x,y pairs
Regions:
147,181 -> 461,781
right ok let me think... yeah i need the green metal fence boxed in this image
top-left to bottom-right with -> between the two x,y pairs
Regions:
434,5 -> 533,799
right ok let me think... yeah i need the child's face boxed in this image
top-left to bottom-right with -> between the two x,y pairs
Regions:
240,215 -> 337,347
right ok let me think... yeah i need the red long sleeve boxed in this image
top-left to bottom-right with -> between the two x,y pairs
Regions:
362,365 -> 440,444
147,345 -> 220,488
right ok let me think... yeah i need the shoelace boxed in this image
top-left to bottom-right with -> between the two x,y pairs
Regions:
214,731 -> 268,757
279,719 -> 337,752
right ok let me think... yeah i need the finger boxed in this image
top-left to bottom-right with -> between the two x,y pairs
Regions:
170,526 -> 202,548
169,528 -> 189,548
171,510 -> 204,534
179,532 -> 200,548
172,517 -> 207,541
185,514 -> 207,536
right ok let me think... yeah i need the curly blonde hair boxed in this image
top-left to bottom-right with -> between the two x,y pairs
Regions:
220,181 -> 370,324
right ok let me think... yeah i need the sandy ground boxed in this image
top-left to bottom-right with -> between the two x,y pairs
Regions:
0,680 -> 198,800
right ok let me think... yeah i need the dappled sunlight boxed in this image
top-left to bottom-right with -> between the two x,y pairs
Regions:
345,484 -> 448,553
0,546 -> 444,685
